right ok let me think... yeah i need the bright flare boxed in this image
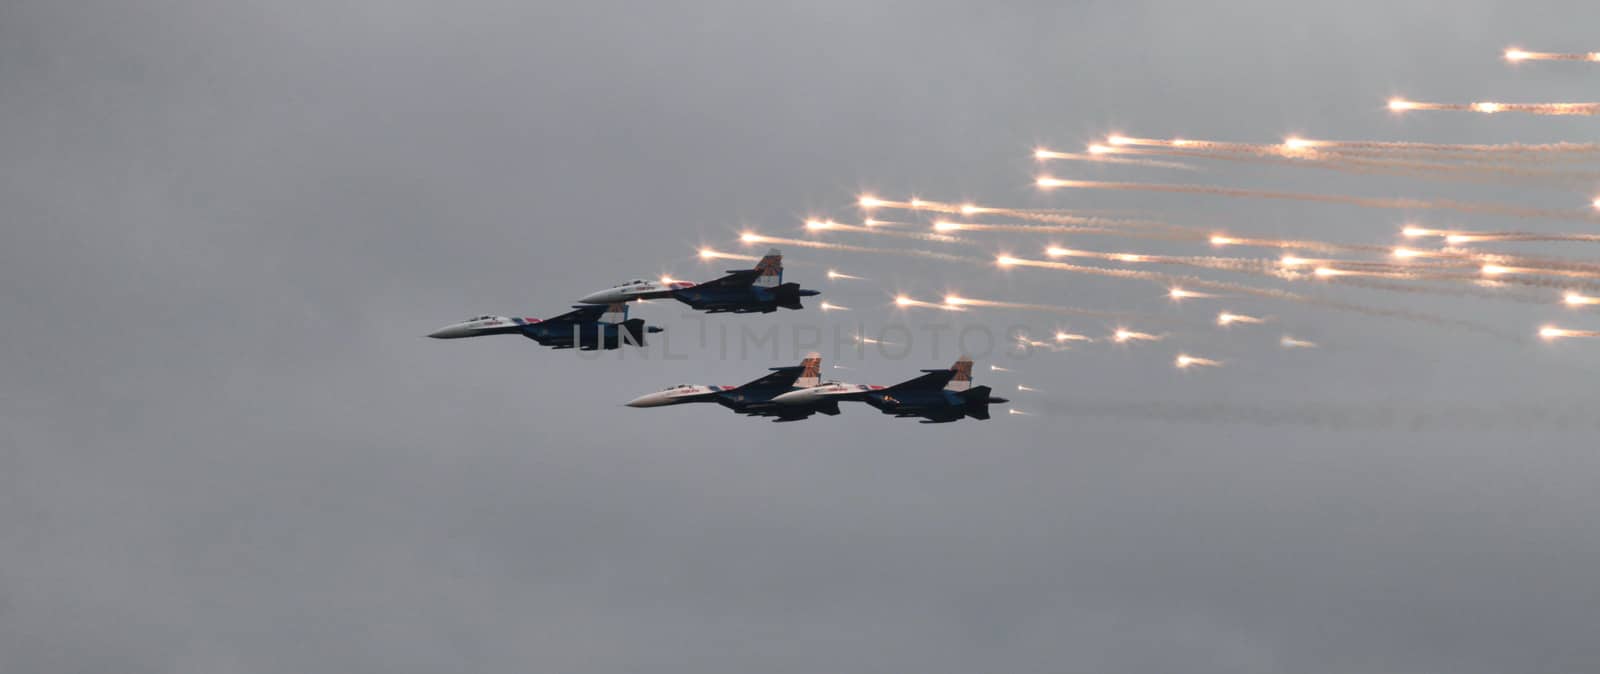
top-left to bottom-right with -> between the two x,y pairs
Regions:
1283,136 -> 1319,151
1563,292 -> 1600,306
858,195 -> 885,209
698,247 -> 760,262
1113,328 -> 1161,343
1280,336 -> 1317,349
896,295 -> 963,311
1538,326 -> 1600,340
1055,331 -> 1093,343
819,301 -> 849,311
1217,311 -> 1264,326
1175,354 -> 1222,369
1169,287 -> 1218,300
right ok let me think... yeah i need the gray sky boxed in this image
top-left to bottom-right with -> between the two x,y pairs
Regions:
5,1 -> 1600,672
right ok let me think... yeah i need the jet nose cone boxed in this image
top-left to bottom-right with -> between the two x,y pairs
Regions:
577,290 -> 613,305
428,322 -> 478,339
771,389 -> 814,405
625,394 -> 658,408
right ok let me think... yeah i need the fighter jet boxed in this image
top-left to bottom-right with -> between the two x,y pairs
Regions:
428,302 -> 661,350
625,354 -> 843,421
855,357 -> 1009,423
577,248 -> 820,314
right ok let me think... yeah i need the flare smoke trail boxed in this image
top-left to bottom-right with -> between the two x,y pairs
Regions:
1210,234 -> 1390,255
1505,47 -> 1600,62
1326,277 -> 1551,304
1052,246 -> 1566,302
894,295 -> 966,312
697,247 -> 761,263
1281,336 -> 1317,349
1033,148 -> 1198,171
1035,177 -> 1600,223
1389,99 -> 1600,115
747,233 -> 1519,338
1099,144 -> 1600,188
1428,231 -> 1600,244
935,219 -> 1215,245
1217,311 -> 1265,326
740,233 -> 982,265
807,219 -> 964,243
1114,134 -> 1600,157
826,269 -> 867,281
1176,354 -> 1223,369
941,294 -> 1148,321
1039,399 -> 1600,432
999,255 -> 1518,340
1113,329 -> 1162,343
1540,326 -> 1600,340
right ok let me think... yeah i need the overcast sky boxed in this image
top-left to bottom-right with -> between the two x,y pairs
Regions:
5,1 -> 1600,672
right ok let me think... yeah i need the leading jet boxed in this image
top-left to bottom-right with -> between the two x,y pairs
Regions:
625,354 -> 845,421
577,248 -> 820,314
783,356 -> 1009,423
428,302 -> 661,350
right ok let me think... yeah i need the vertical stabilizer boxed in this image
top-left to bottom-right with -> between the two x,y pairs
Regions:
599,302 -> 628,325
944,356 -> 974,392
796,352 -> 822,388
753,248 -> 782,288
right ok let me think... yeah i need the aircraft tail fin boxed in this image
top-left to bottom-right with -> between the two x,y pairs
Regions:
961,385 -> 1001,420
774,283 -> 806,310
944,356 -> 974,392
753,248 -> 782,288
796,352 -> 822,388
619,318 -> 653,347
599,302 -> 628,325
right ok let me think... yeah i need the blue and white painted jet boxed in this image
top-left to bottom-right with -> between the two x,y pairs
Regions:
578,248 -> 820,314
428,302 -> 660,350
781,357 -> 1009,423
625,354 -> 845,421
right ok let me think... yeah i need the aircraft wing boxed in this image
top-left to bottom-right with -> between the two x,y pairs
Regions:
883,369 -> 957,392
538,304 -> 607,328
735,365 -> 806,391
693,268 -> 763,289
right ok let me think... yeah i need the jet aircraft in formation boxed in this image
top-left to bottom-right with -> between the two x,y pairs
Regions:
428,302 -> 660,350
626,355 -> 1009,423
430,250 -> 1013,424
578,248 -> 820,314
431,249 -> 819,352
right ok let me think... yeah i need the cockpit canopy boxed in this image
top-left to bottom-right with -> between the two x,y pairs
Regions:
612,279 -> 648,288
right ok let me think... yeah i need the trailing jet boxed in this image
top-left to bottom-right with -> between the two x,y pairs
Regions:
625,354 -> 843,421
855,357 -> 1009,423
577,248 -> 820,314
427,303 -> 660,350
